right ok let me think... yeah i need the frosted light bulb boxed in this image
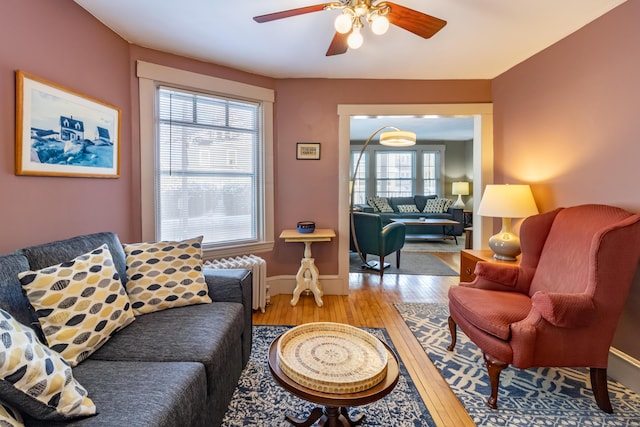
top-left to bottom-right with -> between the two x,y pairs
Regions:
370,15 -> 389,35
347,27 -> 363,49
334,13 -> 352,34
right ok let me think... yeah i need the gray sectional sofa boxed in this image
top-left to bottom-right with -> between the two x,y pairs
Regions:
0,232 -> 252,427
356,194 -> 464,237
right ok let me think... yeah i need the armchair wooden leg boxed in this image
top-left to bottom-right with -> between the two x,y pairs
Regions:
379,255 -> 385,277
446,316 -> 457,351
483,353 -> 508,410
396,250 -> 401,268
590,367 -> 613,413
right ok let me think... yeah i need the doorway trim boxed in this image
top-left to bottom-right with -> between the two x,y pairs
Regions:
337,103 -> 494,294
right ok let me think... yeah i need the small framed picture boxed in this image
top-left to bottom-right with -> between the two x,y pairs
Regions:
296,142 -> 321,160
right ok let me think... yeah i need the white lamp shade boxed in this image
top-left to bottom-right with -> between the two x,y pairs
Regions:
477,184 -> 538,218
379,130 -> 416,146
452,181 -> 469,196
370,15 -> 389,35
347,28 -> 364,49
334,13 -> 352,34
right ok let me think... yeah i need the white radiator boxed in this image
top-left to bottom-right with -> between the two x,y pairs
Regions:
205,255 -> 268,313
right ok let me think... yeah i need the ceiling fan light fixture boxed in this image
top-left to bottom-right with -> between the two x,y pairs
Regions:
370,14 -> 389,35
334,11 -> 353,34
347,27 -> 364,49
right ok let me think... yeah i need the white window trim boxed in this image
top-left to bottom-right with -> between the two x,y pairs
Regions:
137,61 -> 275,258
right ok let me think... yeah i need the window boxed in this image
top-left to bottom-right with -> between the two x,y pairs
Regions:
157,88 -> 261,246
350,151 -> 368,205
423,152 -> 438,195
137,61 -> 274,257
375,151 -> 415,197
350,145 -> 444,200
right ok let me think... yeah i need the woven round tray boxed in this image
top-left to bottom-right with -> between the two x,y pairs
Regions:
276,322 -> 388,394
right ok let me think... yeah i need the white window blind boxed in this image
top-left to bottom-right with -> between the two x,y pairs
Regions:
157,87 -> 262,247
375,151 -> 415,197
423,151 -> 439,195
350,151 -> 368,205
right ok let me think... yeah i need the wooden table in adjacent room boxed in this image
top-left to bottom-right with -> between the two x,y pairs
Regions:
390,218 -> 461,244
268,329 -> 399,427
279,228 -> 336,307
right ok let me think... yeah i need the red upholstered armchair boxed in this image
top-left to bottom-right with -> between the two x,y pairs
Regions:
447,204 -> 640,412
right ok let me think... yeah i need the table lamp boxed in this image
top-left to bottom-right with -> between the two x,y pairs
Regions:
476,184 -> 538,261
451,181 -> 469,209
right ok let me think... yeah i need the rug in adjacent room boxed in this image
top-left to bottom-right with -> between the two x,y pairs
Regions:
349,251 -> 458,276
394,302 -> 640,427
221,325 -> 436,426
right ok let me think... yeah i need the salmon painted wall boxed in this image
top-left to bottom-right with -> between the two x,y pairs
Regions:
0,0 -> 133,253
492,1 -> 640,357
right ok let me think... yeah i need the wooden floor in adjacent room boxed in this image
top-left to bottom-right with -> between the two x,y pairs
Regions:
252,252 -> 476,427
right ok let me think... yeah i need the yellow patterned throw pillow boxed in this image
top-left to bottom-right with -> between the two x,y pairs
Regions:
123,236 -> 211,315
18,244 -> 135,367
0,309 -> 96,421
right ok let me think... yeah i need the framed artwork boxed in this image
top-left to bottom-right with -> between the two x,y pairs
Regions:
296,142 -> 321,160
15,70 -> 121,178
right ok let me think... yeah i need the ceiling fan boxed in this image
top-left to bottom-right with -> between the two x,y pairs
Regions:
253,0 -> 446,56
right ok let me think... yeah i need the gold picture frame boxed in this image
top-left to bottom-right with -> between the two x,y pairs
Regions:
15,70 -> 121,178
296,142 -> 321,160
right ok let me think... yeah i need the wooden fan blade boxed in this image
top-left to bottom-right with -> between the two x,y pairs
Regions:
385,2 -> 447,39
253,4 -> 329,23
326,32 -> 349,56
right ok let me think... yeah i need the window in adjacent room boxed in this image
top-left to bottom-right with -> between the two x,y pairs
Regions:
375,151 -> 415,197
350,151 -> 368,205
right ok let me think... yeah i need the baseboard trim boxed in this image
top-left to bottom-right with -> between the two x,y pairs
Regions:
609,347 -> 640,394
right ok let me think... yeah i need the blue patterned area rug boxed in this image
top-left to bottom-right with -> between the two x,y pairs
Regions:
221,325 -> 436,426
394,302 -> 640,427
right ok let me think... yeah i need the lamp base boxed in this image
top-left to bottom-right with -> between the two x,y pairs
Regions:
487,218 -> 521,261
488,233 -> 521,261
452,194 -> 465,209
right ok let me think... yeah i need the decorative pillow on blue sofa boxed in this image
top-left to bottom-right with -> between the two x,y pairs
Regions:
0,309 -> 96,421
397,204 -> 420,213
367,196 -> 394,213
123,236 -> 211,315
0,402 -> 23,427
19,244 -> 135,367
423,198 -> 453,213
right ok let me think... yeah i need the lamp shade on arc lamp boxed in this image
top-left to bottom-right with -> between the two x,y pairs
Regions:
451,181 -> 469,209
477,184 -> 538,261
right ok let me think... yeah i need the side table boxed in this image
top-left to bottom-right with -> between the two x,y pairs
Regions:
460,249 -> 520,282
268,332 -> 399,426
279,228 -> 336,307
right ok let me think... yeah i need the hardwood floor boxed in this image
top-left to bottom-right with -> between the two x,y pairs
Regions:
252,251 -> 476,427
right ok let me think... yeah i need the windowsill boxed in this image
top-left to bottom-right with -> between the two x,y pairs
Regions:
203,240 -> 274,261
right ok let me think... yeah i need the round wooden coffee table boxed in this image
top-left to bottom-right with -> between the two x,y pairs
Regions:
268,332 -> 400,426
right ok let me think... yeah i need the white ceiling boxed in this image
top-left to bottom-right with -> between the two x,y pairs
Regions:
350,115 -> 474,141
73,0 -> 626,80
72,0 -> 625,140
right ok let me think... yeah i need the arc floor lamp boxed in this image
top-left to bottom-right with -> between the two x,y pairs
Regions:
349,126 -> 417,266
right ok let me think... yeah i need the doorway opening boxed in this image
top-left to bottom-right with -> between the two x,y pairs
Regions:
337,103 -> 494,294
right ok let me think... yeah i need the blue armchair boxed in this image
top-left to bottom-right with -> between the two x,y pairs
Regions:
351,211 -> 406,277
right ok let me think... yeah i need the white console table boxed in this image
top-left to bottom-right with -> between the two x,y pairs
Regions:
279,228 -> 336,307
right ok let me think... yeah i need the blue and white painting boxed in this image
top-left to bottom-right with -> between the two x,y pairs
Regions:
17,71 -> 120,177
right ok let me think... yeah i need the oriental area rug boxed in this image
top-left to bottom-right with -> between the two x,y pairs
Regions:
221,325 -> 436,426
394,302 -> 640,427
